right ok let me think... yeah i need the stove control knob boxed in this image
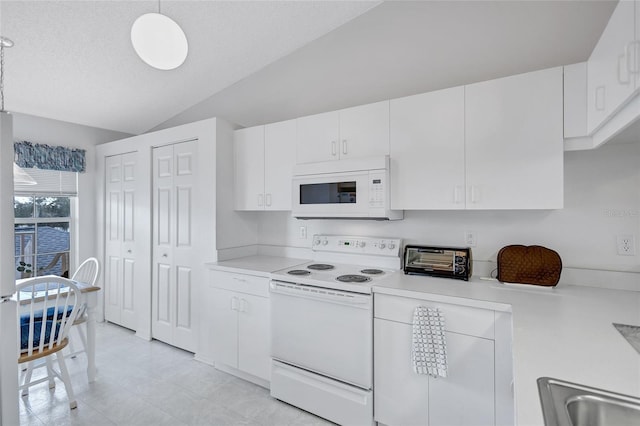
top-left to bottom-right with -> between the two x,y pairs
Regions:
314,239 -> 321,246
322,240 -> 328,246
388,243 -> 396,250
359,241 -> 366,248
379,243 -> 386,249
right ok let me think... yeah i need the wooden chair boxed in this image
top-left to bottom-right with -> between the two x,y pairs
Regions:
67,257 -> 100,359
17,276 -> 81,409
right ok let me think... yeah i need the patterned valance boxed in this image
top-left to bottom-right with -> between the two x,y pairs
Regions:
14,141 -> 86,173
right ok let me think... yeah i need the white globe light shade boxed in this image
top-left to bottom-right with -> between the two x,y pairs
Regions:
131,13 -> 188,70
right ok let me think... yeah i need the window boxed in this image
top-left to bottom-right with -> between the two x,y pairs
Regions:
14,195 -> 72,279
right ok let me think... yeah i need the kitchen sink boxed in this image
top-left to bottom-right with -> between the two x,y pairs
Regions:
538,377 -> 640,426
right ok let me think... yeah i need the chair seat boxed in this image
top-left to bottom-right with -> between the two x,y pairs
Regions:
19,338 -> 69,364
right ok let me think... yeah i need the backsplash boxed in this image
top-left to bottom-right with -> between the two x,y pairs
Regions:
256,142 -> 640,282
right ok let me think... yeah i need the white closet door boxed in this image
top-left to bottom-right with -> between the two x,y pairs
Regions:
120,152 -> 138,330
104,152 -> 138,330
152,140 -> 198,352
104,155 -> 122,325
172,140 -> 197,351
152,144 -> 175,345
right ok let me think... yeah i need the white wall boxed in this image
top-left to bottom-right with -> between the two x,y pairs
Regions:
256,142 -> 640,274
12,112 -> 131,270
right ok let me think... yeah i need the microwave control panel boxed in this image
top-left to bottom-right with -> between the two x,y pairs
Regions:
368,170 -> 386,208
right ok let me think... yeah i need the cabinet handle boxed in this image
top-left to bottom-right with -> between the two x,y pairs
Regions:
331,141 -> 337,156
232,276 -> 247,283
265,193 -> 272,207
257,194 -> 264,207
470,185 -> 479,204
231,296 -> 239,311
627,40 -> 640,74
239,298 -> 248,313
454,186 -> 463,204
618,53 -> 630,84
342,140 -> 348,155
595,86 -> 605,111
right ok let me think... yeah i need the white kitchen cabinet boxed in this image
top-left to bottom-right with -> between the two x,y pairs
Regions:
234,126 -> 265,210
152,140 -> 198,352
296,100 -> 389,164
563,62 -> 588,139
234,119 -> 296,211
587,0 -> 637,134
390,86 -> 465,210
374,293 -> 513,426
465,67 -> 563,209
208,270 -> 271,383
104,152 -> 139,331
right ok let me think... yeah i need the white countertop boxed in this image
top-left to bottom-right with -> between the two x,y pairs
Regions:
204,255 -> 640,425
206,255 -> 309,278
374,273 -> 640,426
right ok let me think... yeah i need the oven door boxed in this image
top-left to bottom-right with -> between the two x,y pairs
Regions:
270,281 -> 372,389
292,170 -> 371,219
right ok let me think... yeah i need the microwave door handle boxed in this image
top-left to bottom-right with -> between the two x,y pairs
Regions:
342,140 -> 348,155
331,141 -> 337,156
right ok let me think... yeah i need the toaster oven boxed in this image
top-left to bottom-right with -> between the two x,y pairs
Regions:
403,245 -> 472,281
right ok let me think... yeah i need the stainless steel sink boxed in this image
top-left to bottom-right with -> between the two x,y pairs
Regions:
538,377 -> 640,426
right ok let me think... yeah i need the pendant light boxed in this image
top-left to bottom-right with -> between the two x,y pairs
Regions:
0,36 -> 36,186
131,1 -> 188,70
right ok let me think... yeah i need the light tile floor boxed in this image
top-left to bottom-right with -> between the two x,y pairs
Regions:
18,322 -> 334,426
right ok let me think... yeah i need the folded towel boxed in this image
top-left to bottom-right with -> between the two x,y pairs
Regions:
412,306 -> 448,378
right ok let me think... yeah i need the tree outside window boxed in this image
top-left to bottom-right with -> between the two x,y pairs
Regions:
14,196 -> 72,279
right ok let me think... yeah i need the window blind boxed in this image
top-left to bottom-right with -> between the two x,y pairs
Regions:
14,168 -> 78,196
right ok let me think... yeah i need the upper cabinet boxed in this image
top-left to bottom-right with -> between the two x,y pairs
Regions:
465,67 -> 564,209
234,119 -> 296,211
391,68 -> 564,210
296,100 -> 390,164
587,0 -> 637,134
390,87 -> 465,210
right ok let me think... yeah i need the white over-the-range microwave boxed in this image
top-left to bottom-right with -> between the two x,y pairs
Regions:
291,156 -> 403,220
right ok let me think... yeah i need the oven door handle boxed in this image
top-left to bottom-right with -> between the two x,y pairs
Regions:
270,281 -> 371,308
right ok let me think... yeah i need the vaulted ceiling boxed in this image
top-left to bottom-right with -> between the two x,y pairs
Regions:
0,1 -> 617,135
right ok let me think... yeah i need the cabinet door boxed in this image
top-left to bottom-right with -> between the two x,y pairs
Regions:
390,87 -> 465,210
238,293 -> 270,381
587,0 -> 636,133
429,332 -> 495,426
234,126 -> 265,210
296,111 -> 339,164
339,100 -> 390,160
374,319 -> 429,426
210,287 -> 239,369
264,120 -> 296,210
465,67 -> 563,209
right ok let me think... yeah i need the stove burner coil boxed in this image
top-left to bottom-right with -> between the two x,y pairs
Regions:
360,269 -> 384,275
336,274 -> 372,283
287,269 -> 311,276
307,264 -> 335,271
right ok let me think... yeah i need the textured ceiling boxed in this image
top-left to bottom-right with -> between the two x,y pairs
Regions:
0,1 -> 617,135
0,1 -> 379,134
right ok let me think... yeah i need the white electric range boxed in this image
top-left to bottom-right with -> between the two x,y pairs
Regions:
269,234 -> 402,425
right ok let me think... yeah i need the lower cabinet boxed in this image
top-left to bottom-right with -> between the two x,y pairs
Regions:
208,270 -> 271,382
374,294 -> 514,426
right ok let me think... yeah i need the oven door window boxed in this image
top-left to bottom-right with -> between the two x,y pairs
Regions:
299,181 -> 356,204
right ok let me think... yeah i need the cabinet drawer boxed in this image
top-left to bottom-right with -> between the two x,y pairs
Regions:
374,294 -> 494,339
208,270 -> 269,297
